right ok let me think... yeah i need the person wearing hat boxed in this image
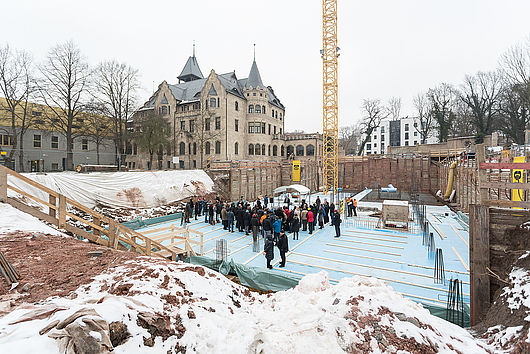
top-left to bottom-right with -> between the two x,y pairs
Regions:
277,230 -> 289,268
262,232 -> 275,269
333,209 -> 342,237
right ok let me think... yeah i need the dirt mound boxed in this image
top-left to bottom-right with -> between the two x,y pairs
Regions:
0,231 -> 139,312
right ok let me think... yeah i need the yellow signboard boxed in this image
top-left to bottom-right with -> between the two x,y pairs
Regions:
292,160 -> 301,182
512,156 -> 525,208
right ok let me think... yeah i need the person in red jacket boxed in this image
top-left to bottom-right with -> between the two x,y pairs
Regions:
307,208 -> 314,234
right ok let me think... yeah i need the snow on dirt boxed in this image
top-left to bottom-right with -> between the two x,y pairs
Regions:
0,254 -> 491,353
7,170 -> 214,209
0,203 -> 64,236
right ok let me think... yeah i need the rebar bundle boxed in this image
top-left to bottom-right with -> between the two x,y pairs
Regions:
434,248 -> 445,284
215,239 -> 228,264
0,252 -> 19,285
446,278 -> 464,327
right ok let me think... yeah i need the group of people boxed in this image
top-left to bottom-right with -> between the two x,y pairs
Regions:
181,194 -> 355,269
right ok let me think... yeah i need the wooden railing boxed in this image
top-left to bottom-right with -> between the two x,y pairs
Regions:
0,165 -> 179,260
140,224 -> 204,257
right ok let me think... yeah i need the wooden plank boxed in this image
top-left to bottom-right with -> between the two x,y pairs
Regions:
451,246 -> 470,271
477,144 -> 488,205
66,212 -> 109,235
479,162 -> 530,170
49,195 -> 56,218
58,195 -> 66,228
0,166 -> 7,203
481,181 -> 530,190
483,199 -> 530,208
7,185 -> 57,210
7,198 -> 58,226
5,167 -> 59,197
64,223 -> 109,247
469,204 -> 490,326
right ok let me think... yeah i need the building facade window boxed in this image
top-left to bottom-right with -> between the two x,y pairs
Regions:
281,145 -> 285,156
279,112 -> 282,120
215,117 -> 221,130
179,142 -> 185,155
51,136 -> 59,149
33,134 -> 41,148
162,106 -> 168,115
248,144 -> 254,155
193,142 -> 197,155
0,134 -> 13,146
262,144 -> 265,156
82,139 -> 88,151
273,145 -> 278,156
255,105 -> 261,114
210,98 -> 216,108
296,145 -> 304,156
405,132 -> 409,139
306,144 -> 315,156
255,144 -> 261,155
262,105 -> 266,114
405,124 -> 409,131
272,109 -> 275,118
215,141 -> 221,154
268,145 -> 271,156
248,122 -> 261,133
287,145 -> 294,157
189,120 -> 195,133
234,142 -> 239,155
248,105 -> 254,113
205,118 -> 210,131
180,121 -> 186,130
235,101 -> 239,111
205,142 -> 211,154
366,143 -> 371,150
235,119 -> 239,132
261,122 -> 266,135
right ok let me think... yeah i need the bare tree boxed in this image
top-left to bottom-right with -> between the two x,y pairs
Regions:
37,41 -> 91,171
500,37 -> 530,109
93,60 -> 139,168
339,124 -> 361,155
0,45 -> 35,168
387,97 -> 401,120
134,112 -> 171,169
357,99 -> 386,155
84,100 -> 113,164
412,93 -> 435,144
460,71 -> 503,143
497,83 -> 529,144
451,99 -> 476,138
427,83 -> 457,143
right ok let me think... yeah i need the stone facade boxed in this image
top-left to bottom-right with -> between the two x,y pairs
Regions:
128,54 -> 288,170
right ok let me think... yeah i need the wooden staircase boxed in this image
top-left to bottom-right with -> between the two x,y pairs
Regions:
0,165 -> 202,261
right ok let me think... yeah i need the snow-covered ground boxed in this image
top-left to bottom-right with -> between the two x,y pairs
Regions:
7,170 -> 214,209
0,203 -> 64,236
0,256 -> 490,353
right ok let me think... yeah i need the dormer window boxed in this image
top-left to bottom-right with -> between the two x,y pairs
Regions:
210,98 -> 216,108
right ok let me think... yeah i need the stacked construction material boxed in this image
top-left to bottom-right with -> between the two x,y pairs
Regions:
0,251 -> 19,285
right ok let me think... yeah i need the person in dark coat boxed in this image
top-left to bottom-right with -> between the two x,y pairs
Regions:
208,203 -> 214,225
262,233 -> 275,269
333,210 -> 342,237
324,202 -> 330,224
291,215 -> 300,240
330,203 -> 335,226
227,208 -> 235,232
194,198 -> 200,220
277,230 -> 289,267
244,210 -> 251,235
215,202 -> 222,223
251,214 -> 260,248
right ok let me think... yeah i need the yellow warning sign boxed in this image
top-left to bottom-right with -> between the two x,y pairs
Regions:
512,156 -> 525,208
292,160 -> 301,182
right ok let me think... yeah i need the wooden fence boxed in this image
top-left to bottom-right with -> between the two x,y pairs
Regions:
140,224 -> 203,258
0,165 -> 184,261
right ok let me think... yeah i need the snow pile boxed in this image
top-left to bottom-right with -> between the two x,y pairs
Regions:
7,170 -> 214,209
0,257 -> 489,353
0,203 -> 64,236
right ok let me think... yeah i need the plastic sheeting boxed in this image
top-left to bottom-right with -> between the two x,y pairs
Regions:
7,170 -> 214,209
186,256 -> 301,292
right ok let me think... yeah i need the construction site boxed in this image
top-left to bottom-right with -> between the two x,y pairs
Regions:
1,0 -> 530,353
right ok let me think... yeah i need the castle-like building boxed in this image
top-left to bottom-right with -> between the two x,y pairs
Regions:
128,50 -> 320,170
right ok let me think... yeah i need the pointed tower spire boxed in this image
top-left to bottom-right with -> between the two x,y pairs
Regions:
177,43 -> 204,83
246,44 -> 264,89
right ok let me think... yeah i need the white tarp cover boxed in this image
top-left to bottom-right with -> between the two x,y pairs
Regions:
273,184 -> 310,195
7,170 -> 214,209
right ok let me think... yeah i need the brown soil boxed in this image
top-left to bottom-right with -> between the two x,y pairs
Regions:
0,231 -> 140,313
474,225 -> 530,352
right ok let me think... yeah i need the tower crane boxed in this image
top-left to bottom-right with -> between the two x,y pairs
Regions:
321,0 -> 339,199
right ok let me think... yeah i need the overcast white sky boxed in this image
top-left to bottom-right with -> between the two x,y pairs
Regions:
2,0 -> 529,133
